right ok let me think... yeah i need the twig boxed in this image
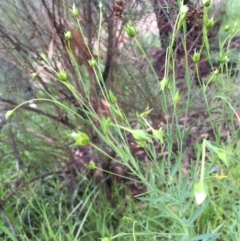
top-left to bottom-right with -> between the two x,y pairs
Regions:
0,206 -> 17,238
0,170 -> 64,206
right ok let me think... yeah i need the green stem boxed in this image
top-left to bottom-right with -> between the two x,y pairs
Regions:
133,36 -> 159,83
201,139 -> 206,183
90,142 -> 118,162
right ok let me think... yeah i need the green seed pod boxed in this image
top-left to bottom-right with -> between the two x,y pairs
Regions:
71,3 -> 79,18
56,70 -> 68,82
180,5 -> 189,16
31,72 -> 38,78
173,90 -> 182,105
88,59 -> 97,67
194,182 -> 208,205
192,50 -> 201,63
4,110 -> 14,120
71,131 -> 90,146
205,17 -> 214,30
87,161 -> 97,170
224,25 -> 230,32
202,0 -> 211,8
64,31 -> 73,41
124,24 -> 137,38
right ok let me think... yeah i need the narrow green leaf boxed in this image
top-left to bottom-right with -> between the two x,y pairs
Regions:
0,226 -> 18,241
189,199 -> 210,224
192,232 -> 221,241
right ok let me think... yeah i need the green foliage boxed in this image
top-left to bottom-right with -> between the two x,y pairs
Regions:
1,0 -> 240,241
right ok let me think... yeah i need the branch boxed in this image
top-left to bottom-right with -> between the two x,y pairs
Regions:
102,16 -> 114,83
0,206 -> 17,238
0,170 -> 64,206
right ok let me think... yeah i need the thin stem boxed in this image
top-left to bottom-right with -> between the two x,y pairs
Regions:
90,142 -> 118,162
201,139 -> 206,183
134,36 -> 160,84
